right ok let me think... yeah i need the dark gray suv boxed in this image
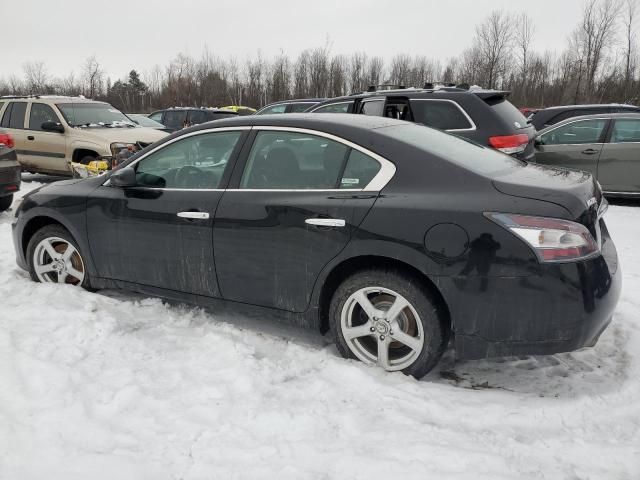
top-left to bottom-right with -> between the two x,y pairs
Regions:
307,85 -> 536,160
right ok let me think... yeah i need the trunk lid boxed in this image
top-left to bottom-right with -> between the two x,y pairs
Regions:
492,162 -> 602,222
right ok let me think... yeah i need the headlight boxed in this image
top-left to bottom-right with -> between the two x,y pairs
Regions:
110,142 -> 136,157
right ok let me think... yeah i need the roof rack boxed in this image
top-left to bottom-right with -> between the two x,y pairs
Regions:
366,84 -> 407,92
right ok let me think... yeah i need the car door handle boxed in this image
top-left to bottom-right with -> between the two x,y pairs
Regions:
582,148 -> 599,155
305,218 -> 346,227
177,211 -> 210,219
27,135 -> 35,141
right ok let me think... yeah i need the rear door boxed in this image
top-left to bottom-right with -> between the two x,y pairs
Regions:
597,117 -> 640,193
213,127 -> 390,312
535,118 -> 610,177
22,102 -> 67,173
0,102 -> 29,166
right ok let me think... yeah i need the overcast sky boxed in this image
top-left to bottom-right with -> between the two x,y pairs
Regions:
3,0 -> 585,81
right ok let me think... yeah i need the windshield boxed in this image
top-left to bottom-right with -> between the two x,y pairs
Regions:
57,103 -> 135,127
381,123 -> 526,176
128,114 -> 165,128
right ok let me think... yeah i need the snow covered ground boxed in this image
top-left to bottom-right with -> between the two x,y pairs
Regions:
1,179 -> 639,480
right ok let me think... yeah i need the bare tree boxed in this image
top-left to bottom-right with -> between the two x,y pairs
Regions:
623,0 -> 638,99
23,61 -> 48,93
475,11 -> 514,88
82,56 -> 104,99
516,13 -> 535,103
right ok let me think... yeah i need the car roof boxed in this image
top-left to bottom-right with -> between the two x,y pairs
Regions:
312,88 -> 509,106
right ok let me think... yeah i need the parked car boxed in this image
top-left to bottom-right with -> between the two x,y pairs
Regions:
529,103 -> 640,130
519,107 -> 540,117
255,98 -> 327,115
308,85 -> 536,160
12,114 -> 620,378
148,107 -> 237,132
533,112 -> 640,197
219,105 -> 257,116
127,113 -> 171,132
0,129 -> 20,212
0,95 -> 168,176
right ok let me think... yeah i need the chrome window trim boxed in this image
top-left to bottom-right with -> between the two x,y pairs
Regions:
539,117 -> 610,146
103,125 -> 396,192
409,98 -> 477,132
102,126 -> 252,187
247,126 -> 396,191
308,101 -> 354,113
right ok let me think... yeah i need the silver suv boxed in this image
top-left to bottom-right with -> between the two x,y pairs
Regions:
0,95 -> 167,176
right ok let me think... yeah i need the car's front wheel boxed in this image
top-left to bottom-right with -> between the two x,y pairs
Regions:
330,269 -> 448,378
26,225 -> 90,288
0,194 -> 13,212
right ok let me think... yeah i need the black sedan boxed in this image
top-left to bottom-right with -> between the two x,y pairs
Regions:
0,129 -> 20,212
11,114 -> 621,378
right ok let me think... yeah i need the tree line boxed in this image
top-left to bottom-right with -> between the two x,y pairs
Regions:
1,0 -> 637,112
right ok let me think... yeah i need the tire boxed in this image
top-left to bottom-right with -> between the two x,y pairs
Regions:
26,224 -> 92,289
330,268 -> 449,379
0,194 -> 13,212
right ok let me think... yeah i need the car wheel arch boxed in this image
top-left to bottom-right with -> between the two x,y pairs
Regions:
72,148 -> 100,163
316,254 -> 452,338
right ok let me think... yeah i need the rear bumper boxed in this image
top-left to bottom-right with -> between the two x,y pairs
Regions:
439,224 -> 621,360
0,161 -> 21,197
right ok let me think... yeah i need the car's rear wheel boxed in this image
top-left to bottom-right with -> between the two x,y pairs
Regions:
330,269 -> 448,378
26,225 -> 90,288
0,194 -> 13,212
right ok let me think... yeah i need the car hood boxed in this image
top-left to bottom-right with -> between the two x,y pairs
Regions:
492,162 -> 602,219
72,126 -> 168,145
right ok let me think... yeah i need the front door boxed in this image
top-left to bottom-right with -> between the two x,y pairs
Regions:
23,102 -> 68,173
214,128 -> 385,312
597,117 -> 640,193
87,128 -> 247,296
534,118 -> 610,177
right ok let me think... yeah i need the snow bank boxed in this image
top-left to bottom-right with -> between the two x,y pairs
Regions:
0,181 -> 639,479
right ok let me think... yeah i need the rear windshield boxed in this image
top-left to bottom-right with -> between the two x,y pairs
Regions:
485,98 -> 529,130
381,123 -> 525,176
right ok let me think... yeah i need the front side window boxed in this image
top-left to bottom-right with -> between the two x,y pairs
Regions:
1,102 -> 27,129
29,103 -> 60,130
148,111 -> 164,123
360,100 -> 385,116
289,103 -> 315,113
610,119 -> 640,143
258,104 -> 287,115
135,131 -> 242,189
313,102 -> 353,113
410,100 -> 473,130
241,131 -> 351,189
540,119 -> 608,145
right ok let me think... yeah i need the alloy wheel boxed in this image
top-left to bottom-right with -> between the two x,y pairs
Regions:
33,236 -> 85,285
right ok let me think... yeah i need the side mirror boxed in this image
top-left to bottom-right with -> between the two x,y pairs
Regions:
41,121 -> 65,133
534,136 -> 543,147
109,166 -> 136,187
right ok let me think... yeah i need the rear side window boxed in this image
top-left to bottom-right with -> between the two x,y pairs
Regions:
240,131 -> 351,189
410,99 -> 473,130
313,102 -> 353,113
289,103 -> 315,113
610,119 -> 640,143
258,104 -> 287,115
189,110 -> 207,125
148,112 -> 164,123
486,98 -> 528,130
29,103 -> 60,130
1,102 -> 27,129
340,150 -> 381,189
163,110 -> 188,129
360,100 -> 385,116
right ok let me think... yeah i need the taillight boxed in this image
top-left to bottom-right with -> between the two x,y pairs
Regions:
488,134 -> 529,155
486,213 -> 599,263
0,133 -> 15,149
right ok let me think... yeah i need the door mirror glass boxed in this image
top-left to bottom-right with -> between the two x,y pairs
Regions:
110,167 -> 136,187
40,121 -> 65,133
134,131 -> 242,189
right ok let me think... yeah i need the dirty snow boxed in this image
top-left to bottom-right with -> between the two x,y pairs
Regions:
0,179 -> 639,480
